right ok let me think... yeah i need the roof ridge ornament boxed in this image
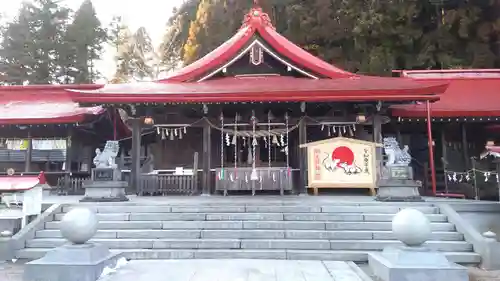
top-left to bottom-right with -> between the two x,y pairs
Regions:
241,4 -> 275,30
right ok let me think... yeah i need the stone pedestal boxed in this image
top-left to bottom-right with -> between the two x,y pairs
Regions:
80,168 -> 128,202
24,208 -> 126,281
368,208 -> 468,281
377,166 -> 422,202
24,243 -> 124,281
369,246 -> 468,281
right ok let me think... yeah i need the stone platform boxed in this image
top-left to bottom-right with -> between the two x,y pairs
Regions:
97,259 -> 372,281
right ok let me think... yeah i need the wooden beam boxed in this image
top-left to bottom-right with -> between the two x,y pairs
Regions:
461,123 -> 470,170
372,114 -> 383,184
202,120 -> 212,195
24,132 -> 33,173
441,126 -> 449,194
130,118 -> 142,193
298,118 -> 307,194
64,128 -> 73,188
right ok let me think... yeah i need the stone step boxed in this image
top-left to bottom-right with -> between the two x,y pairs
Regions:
52,212 -> 448,222
35,229 -> 463,241
44,220 -> 455,231
60,205 -> 439,214
25,238 -> 472,252
15,248 -> 481,264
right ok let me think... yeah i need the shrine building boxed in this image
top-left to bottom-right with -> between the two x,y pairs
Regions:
1,6 -> 499,199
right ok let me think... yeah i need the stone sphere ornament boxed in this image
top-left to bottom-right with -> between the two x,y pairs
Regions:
392,208 -> 431,247
60,207 -> 98,244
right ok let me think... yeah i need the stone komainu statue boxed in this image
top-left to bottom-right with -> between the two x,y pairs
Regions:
93,141 -> 120,169
383,137 -> 411,167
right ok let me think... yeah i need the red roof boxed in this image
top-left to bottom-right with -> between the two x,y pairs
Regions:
161,7 -> 353,82
391,70 -> 500,117
0,84 -> 105,124
70,76 -> 448,103
0,171 -> 46,192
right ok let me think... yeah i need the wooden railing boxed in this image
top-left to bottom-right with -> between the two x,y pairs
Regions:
137,173 -> 198,196
56,175 -> 90,195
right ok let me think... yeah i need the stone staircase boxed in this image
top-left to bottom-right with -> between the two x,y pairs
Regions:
15,201 -> 481,264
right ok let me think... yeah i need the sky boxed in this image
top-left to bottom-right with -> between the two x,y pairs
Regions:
1,0 -> 184,81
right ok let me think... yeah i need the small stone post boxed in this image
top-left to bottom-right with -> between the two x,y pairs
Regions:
23,208 -> 124,281
480,231 -> 500,270
368,208 -> 468,281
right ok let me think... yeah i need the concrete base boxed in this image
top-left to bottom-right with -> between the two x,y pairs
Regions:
80,181 -> 129,202
0,238 -> 14,261
368,246 -> 468,281
376,181 -> 423,202
377,166 -> 422,202
24,243 -> 124,281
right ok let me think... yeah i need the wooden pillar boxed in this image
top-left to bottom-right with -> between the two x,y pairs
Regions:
24,132 -> 33,173
372,114 -> 383,182
298,118 -> 307,194
64,128 -> 73,189
441,127 -> 449,194
426,101 -> 437,195
130,118 -> 142,193
395,125 -> 402,145
461,123 -> 470,170
202,120 -> 212,195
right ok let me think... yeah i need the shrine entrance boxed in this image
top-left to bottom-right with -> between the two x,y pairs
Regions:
68,5 -> 447,196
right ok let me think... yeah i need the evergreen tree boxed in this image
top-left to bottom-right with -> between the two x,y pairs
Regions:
172,0 -> 500,74
131,27 -> 158,80
109,18 -> 157,82
31,0 -> 71,84
63,0 -> 107,83
0,3 -> 38,85
109,16 -> 134,83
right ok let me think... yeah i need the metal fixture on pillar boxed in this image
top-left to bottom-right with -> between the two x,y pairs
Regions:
356,115 -> 367,123
143,116 -> 154,125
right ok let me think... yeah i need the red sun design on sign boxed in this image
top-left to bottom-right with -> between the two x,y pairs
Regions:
332,146 -> 354,167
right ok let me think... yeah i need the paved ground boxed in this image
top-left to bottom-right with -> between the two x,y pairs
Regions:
96,260 -> 372,281
40,194 -> 482,205
5,260 -> 500,281
0,261 -> 25,281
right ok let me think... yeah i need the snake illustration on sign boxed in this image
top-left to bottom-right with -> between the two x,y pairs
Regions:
322,145 -> 362,175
